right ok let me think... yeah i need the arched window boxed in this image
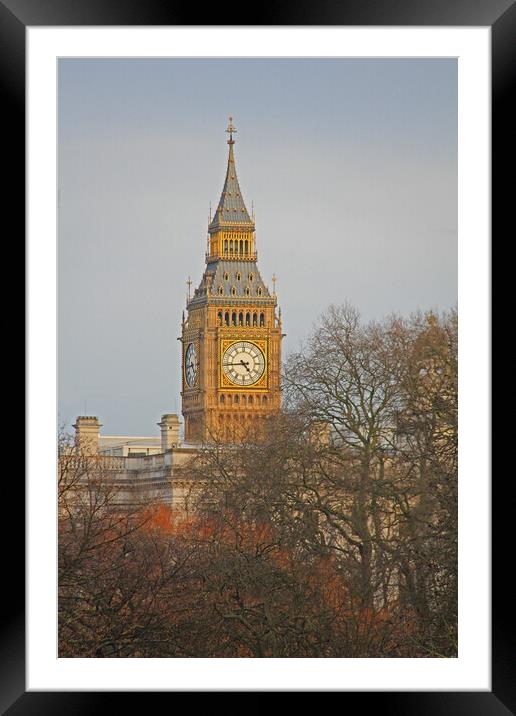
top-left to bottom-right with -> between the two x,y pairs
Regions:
245,287 -> 250,296
225,312 -> 230,326
224,239 -> 228,255
260,312 -> 265,326
218,286 -> 224,296
224,272 -> 229,281
218,311 -> 223,325
234,395 -> 239,405
248,395 -> 253,405
238,312 -> 243,326
249,273 -> 254,282
244,240 -> 248,255
255,395 -> 261,405
229,240 -> 233,254
236,272 -> 241,281
231,286 -> 237,296
257,287 -> 262,296
245,312 -> 250,326
232,312 -> 237,326
220,394 -> 225,404
239,240 -> 243,254
263,396 -> 268,405
242,395 -> 247,405
253,312 -> 257,326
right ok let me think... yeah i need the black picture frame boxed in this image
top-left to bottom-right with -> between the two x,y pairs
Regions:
8,0 -> 506,709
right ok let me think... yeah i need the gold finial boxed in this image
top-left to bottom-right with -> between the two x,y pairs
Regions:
272,273 -> 277,295
226,115 -> 237,145
187,276 -> 192,300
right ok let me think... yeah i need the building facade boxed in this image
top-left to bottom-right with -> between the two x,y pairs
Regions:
68,415 -> 198,511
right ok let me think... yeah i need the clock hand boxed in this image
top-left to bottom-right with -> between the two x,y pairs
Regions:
222,360 -> 251,375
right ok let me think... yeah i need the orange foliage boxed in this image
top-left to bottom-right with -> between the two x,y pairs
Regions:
138,503 -> 222,541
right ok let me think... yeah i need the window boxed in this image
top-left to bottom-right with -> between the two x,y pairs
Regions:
245,287 -> 250,296
218,286 -> 224,296
260,312 -> 265,326
257,287 -> 262,296
249,273 -> 254,281
236,272 -> 241,281
224,272 -> 229,281
232,286 -> 237,296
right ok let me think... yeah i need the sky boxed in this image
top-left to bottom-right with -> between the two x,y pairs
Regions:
58,58 -> 457,436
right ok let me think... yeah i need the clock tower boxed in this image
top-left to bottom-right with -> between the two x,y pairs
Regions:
181,118 -> 283,444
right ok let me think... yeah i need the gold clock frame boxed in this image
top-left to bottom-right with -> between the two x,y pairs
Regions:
219,338 -> 268,390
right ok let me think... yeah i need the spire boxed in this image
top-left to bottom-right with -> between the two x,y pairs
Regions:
208,116 -> 254,232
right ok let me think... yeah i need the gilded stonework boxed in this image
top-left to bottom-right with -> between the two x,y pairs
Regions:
181,118 -> 283,444
219,338 -> 268,390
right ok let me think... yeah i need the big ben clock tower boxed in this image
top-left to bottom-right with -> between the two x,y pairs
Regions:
181,118 -> 283,444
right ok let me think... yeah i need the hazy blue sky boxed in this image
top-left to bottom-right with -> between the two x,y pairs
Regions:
58,58 -> 457,436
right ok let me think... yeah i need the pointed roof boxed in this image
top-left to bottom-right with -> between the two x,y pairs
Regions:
187,259 -> 273,310
208,117 -> 254,232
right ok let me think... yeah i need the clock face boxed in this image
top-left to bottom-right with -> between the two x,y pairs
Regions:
185,343 -> 197,388
222,341 -> 266,386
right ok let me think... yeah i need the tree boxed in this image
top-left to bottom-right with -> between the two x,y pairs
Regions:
393,309 -> 458,655
58,430 -> 199,657
187,304 -> 458,657
58,303 -> 457,657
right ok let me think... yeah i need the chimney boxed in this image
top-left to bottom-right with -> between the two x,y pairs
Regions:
158,414 -> 181,452
73,416 -> 101,455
